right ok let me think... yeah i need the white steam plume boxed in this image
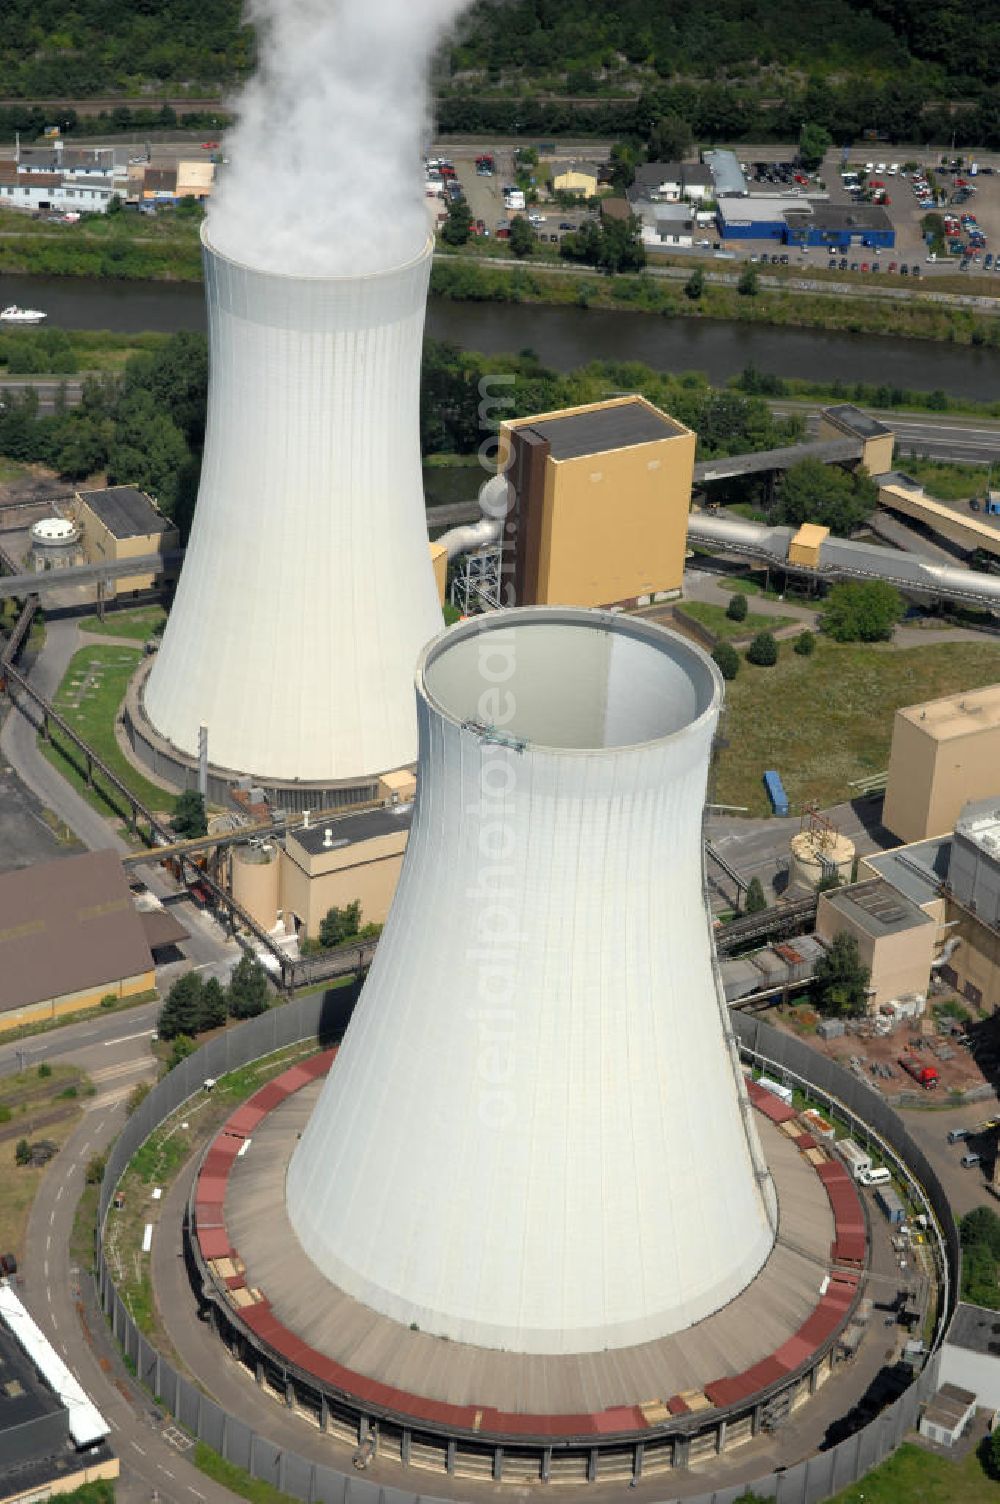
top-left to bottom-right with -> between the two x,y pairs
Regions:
208,0 -> 471,278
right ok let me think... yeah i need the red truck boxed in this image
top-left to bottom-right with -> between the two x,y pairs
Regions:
898,1057 -> 940,1090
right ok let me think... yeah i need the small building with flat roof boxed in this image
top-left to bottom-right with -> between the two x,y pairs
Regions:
938,1303 -> 1000,1410
280,804 -> 413,941
703,149 -> 748,199
882,684 -> 1000,845
499,396 -> 696,609
816,877 -> 936,1010
77,484 -> 179,598
0,851 -> 156,1032
818,403 -> 895,474
919,1382 -> 976,1447
784,203 -> 895,250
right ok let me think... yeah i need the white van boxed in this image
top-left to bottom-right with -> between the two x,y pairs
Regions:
858,1166 -> 891,1186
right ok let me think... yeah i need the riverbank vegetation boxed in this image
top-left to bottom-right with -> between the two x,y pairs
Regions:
0,204 -> 202,282
431,258 -> 1000,351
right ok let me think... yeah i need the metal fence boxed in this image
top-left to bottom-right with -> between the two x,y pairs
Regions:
96,1000 -> 957,1504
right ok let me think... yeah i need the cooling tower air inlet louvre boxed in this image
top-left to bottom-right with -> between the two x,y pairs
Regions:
286,608 -> 778,1356
143,226 -> 442,786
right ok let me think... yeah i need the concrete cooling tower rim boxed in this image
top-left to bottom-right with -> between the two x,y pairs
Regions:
200,220 -> 435,282
416,606 -> 724,755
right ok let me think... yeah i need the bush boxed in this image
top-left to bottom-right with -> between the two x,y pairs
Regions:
684,267 -> 704,300
126,1081 -> 151,1116
814,933 -> 870,1017
712,642 -> 740,680
99,993 -> 117,1009
15,1139 -> 30,1166
0,1105 -> 10,1124
793,629 -> 816,656
227,955 -> 269,1020
166,1035 -> 196,1071
726,592 -> 748,622
37,1063 -> 51,1079
746,631 -> 778,666
85,1152 -> 106,1185
170,789 -> 207,839
318,901 -> 363,949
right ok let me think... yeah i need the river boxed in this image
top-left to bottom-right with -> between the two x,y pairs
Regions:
2,271 -> 996,399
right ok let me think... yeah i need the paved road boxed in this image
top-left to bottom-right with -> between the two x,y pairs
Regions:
20,1099 -> 244,1504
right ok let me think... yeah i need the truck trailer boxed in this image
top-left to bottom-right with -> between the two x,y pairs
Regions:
898,1057 -> 940,1090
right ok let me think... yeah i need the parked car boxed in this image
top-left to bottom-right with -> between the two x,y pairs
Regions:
948,1128 -> 970,1143
850,261 -> 859,271
912,264 -> 921,276
872,261 -> 881,271
961,1153 -> 982,1169
861,261 -> 870,273
986,253 -> 994,268
888,260 -> 898,272
901,263 -> 910,275
839,257 -> 849,269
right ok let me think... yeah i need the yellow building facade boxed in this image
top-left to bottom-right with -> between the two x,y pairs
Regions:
816,879 -> 936,1010
77,485 -> 179,597
499,396 -> 696,609
817,403 -> 895,475
882,684 -> 1000,844
279,807 -> 412,940
552,164 -> 599,198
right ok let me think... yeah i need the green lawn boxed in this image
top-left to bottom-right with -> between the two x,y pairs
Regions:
40,644 -> 178,821
679,599 -> 789,642
827,1440 -> 998,1503
78,606 -> 166,641
898,456 -> 987,503
716,637 -> 1000,816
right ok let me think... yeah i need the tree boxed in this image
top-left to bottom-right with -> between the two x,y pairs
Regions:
170,789 -> 207,838
737,264 -> 759,297
508,215 -> 535,258
793,629 -> 816,656
746,631 -> 778,666
712,642 -> 740,680
158,972 -> 204,1040
813,933 -> 870,1017
318,901 -> 363,950
440,196 -> 473,247
776,459 -> 876,534
200,977 -> 227,1030
15,1139 -> 30,1167
647,113 -> 693,162
744,877 -> 767,914
684,267 -> 704,300
597,214 -> 645,273
726,592 -> 748,621
798,122 -> 832,171
820,581 -> 904,643
227,955 -> 269,1020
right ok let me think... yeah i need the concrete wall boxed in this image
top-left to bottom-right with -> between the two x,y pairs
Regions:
883,710 -> 1000,845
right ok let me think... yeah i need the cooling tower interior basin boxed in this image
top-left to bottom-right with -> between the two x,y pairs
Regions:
421,607 -> 721,752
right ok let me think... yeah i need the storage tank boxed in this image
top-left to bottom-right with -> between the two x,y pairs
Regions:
30,516 -> 80,571
142,225 -> 442,787
286,608 -> 778,1356
231,842 -> 280,932
789,828 -> 855,891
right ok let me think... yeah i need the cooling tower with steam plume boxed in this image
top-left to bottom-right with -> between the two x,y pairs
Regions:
141,0 -> 473,791
286,609 -> 779,1355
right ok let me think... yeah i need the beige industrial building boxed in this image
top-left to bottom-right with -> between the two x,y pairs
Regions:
551,162 -> 600,198
882,684 -> 1000,844
498,396 -> 696,609
817,404 -> 895,475
77,486 -> 179,598
231,772 -> 417,940
787,523 -> 830,569
816,878 -> 936,1011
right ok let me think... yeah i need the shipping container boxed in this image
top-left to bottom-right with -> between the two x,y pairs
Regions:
763,769 -> 789,817
875,1184 -> 906,1225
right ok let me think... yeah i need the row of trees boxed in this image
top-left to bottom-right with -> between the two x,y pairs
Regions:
157,956 -> 269,1042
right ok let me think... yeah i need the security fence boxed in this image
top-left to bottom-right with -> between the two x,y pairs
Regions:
96,999 -> 958,1504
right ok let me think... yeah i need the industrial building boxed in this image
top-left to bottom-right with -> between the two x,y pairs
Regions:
937,1304 -> 1000,1411
137,225 -> 443,807
77,485 -> 179,598
0,851 -> 165,1032
286,611 -> 777,1353
818,405 -> 896,475
0,1283 -> 117,1504
497,396 -> 696,609
716,199 -> 895,250
551,162 -> 599,198
815,878 -> 936,1011
882,684 -> 1000,844
703,149 -> 748,198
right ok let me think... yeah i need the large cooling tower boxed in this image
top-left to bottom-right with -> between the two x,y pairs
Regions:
286,608 -> 778,1356
143,226 -> 442,785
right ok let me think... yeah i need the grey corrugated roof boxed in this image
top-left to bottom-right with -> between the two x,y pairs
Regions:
0,851 -> 153,1013
864,837 -> 951,907
523,401 -> 684,460
946,1302 -> 1000,1357
78,486 -> 171,539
